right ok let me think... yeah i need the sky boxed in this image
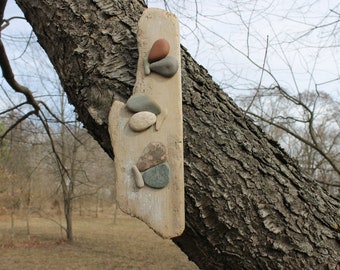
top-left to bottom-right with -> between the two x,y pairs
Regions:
147,0 -> 339,102
1,1 -> 68,119
1,0 -> 339,110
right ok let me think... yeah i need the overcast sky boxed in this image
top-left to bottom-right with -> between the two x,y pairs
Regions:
2,0 -> 339,105
148,0 -> 339,102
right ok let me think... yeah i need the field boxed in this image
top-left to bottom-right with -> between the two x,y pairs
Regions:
0,213 -> 198,270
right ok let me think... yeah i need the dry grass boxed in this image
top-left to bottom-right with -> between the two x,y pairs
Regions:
0,214 -> 198,270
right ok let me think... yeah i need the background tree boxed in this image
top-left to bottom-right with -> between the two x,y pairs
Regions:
240,88 -> 340,196
0,3 -> 115,241
1,0 -> 339,269
0,114 -> 115,241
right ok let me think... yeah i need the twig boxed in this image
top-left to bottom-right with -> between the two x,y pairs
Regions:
1,16 -> 26,31
243,35 -> 269,117
0,110 -> 35,139
13,30 -> 34,60
248,111 -> 340,175
0,101 -> 27,115
39,101 -> 83,145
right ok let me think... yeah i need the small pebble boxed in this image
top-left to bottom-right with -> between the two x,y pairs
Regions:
132,165 -> 144,188
142,163 -> 170,189
143,58 -> 151,75
129,111 -> 156,132
126,93 -> 161,115
137,142 -> 167,172
148,38 -> 170,63
150,55 -> 178,77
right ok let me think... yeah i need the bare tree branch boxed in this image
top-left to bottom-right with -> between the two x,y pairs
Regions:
0,110 -> 35,139
0,40 -> 40,113
247,110 -> 340,175
0,101 -> 27,115
244,35 -> 269,117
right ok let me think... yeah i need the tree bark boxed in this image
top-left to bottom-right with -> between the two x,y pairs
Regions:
15,1 -> 340,269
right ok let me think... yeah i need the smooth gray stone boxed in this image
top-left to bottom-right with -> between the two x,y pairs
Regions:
142,163 -> 170,189
126,93 -> 161,115
150,55 -> 178,78
137,142 -> 167,172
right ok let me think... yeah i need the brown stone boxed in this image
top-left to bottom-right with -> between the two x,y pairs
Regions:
148,38 -> 170,63
137,142 -> 167,172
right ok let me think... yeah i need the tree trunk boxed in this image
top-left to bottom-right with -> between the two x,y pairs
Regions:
25,176 -> 32,240
64,195 -> 73,241
16,1 -> 340,269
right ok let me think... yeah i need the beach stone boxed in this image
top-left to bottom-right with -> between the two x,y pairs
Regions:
148,38 -> 170,63
129,111 -> 157,132
142,163 -> 170,189
150,55 -> 178,77
137,142 -> 167,172
143,58 -> 151,75
126,93 -> 161,115
132,165 -> 144,188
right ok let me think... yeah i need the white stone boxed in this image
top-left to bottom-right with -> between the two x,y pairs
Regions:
129,111 -> 157,132
132,165 -> 144,188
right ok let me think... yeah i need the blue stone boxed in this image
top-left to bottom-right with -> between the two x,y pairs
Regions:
142,163 -> 170,189
150,56 -> 178,78
126,94 -> 161,115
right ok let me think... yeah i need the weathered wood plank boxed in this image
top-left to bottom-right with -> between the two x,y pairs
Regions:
108,8 -> 184,238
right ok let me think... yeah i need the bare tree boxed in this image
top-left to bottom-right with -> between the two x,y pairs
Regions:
240,88 -> 339,195
0,2 -> 105,241
0,113 -> 37,237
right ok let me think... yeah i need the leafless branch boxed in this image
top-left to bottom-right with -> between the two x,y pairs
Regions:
0,110 -> 35,140
1,16 -> 26,31
32,207 -> 67,232
0,1 -> 74,187
0,40 -> 40,113
244,35 -> 269,117
39,101 -> 83,145
247,111 -> 340,175
13,30 -> 34,60
0,101 -> 27,115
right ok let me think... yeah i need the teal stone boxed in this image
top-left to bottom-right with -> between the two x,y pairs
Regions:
142,163 -> 170,189
126,93 -> 161,115
150,55 -> 178,78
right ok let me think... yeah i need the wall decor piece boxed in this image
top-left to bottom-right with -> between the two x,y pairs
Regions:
108,8 -> 184,238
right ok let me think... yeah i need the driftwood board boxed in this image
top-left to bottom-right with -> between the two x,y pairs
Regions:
108,8 -> 184,238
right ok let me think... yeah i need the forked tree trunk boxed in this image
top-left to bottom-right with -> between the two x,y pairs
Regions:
16,1 -> 340,269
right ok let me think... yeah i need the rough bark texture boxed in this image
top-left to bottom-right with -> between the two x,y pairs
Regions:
15,1 -> 340,269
